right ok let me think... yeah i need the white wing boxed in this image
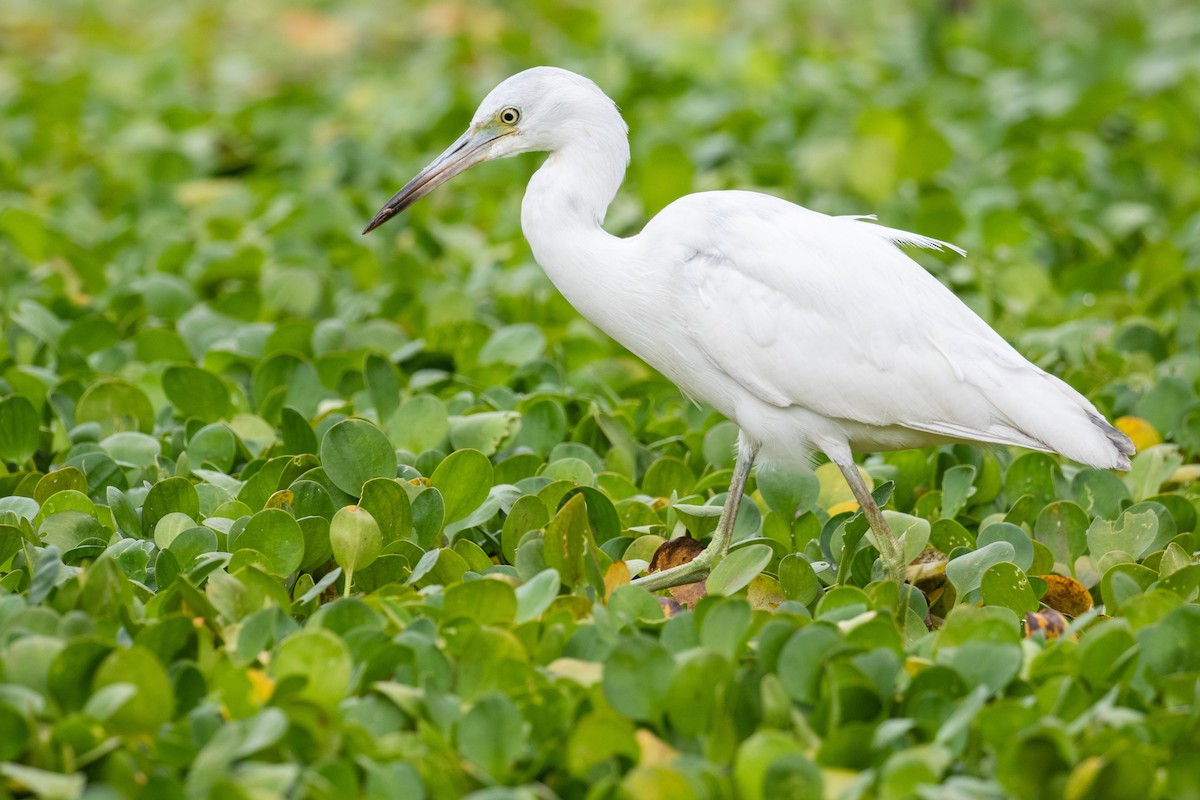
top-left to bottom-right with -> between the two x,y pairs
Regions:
641,191 -> 1131,468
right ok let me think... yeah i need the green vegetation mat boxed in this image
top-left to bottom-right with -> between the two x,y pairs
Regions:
2,0 -> 1199,798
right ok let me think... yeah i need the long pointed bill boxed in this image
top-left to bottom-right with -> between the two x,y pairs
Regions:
362,128 -> 504,234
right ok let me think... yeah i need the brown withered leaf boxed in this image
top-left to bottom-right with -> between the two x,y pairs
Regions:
908,546 -> 948,592
1025,608 -> 1068,640
648,536 -> 705,573
604,561 -> 631,601
657,596 -> 686,618
1039,574 -> 1094,617
667,580 -> 707,609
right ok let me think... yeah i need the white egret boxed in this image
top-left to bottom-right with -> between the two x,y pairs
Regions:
364,67 -> 1134,590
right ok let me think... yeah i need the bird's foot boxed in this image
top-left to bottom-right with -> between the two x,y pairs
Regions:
629,537 -> 724,592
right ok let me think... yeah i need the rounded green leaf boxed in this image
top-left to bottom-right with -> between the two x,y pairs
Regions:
980,562 -> 1040,614
707,543 -> 773,596
229,508 -> 305,576
444,578 -> 517,625
162,365 -> 231,421
330,505 -> 382,576
602,637 -> 674,722
430,449 -> 493,524
0,395 -> 40,463
320,419 -> 398,496
92,645 -> 174,735
76,378 -> 155,434
269,628 -> 352,711
142,477 -> 200,539
457,694 -> 528,780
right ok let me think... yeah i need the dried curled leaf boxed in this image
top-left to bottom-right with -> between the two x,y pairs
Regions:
908,546 -> 948,591
667,581 -> 707,609
1025,608 -> 1068,640
1039,574 -> 1094,617
604,561 -> 631,600
648,536 -> 705,573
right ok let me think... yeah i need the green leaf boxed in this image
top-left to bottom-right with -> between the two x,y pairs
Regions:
430,449 -> 493,524
544,493 -> 590,588
269,628 -> 353,712
0,394 -> 40,463
444,578 -> 517,625
162,365 -> 231,421
320,419 -> 398,496
364,353 -> 401,423
387,394 -> 449,453
980,562 -> 1040,614
448,411 -> 520,455
945,541 -> 1017,599
93,645 -> 174,734
514,568 -> 560,623
330,506 -> 382,591
602,637 -> 674,722
75,378 -> 156,434
457,694 -> 527,780
706,543 -> 773,596
229,508 -> 305,576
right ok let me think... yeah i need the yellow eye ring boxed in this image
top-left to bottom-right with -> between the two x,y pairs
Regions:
500,107 -> 521,125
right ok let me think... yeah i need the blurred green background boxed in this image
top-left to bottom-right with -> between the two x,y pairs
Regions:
3,0 -> 1198,413
3,2 -> 1200,798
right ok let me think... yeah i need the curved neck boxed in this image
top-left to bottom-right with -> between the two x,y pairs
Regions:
520,126 -> 629,253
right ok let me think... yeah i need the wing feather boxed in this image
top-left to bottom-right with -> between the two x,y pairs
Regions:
645,191 -> 1116,461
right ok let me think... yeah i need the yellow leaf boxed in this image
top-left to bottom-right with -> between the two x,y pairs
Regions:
635,729 -> 680,767
828,499 -> 860,516
246,669 -> 275,706
604,561 -> 630,600
1115,416 -> 1161,451
1039,574 -> 1094,617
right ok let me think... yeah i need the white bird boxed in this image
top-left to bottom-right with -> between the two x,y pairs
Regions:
364,67 -> 1134,590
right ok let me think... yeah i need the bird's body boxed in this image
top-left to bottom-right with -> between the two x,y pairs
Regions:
366,66 -> 1134,588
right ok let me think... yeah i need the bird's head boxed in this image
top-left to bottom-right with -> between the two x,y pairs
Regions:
363,66 -> 626,234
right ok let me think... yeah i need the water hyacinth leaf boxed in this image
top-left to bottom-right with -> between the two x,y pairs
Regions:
444,578 -> 517,625
448,411 -> 520,455
980,562 -> 1040,614
330,506 -> 382,592
457,694 -> 528,780
268,628 -> 353,711
945,541 -> 1016,598
976,522 -> 1033,571
479,323 -> 545,365
706,543 -> 773,596
364,352 -> 401,423
162,365 -> 232,421
227,508 -> 305,576
940,464 -> 976,520
387,394 -> 450,454
0,394 -> 40,463
430,449 -> 492,524
358,477 -> 413,544
514,568 -> 560,623
753,462 -> 820,520
602,637 -> 674,722
141,477 -> 200,538
75,378 -> 156,434
778,553 -> 820,605
544,493 -> 590,588
321,419 -> 398,496
92,645 -> 174,735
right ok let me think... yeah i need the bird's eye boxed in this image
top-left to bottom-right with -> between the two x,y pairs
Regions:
499,107 -> 521,125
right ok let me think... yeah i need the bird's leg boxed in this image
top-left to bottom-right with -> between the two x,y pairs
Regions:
631,434 -> 759,591
833,458 -> 907,586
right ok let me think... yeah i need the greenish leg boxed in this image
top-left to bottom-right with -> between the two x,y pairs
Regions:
631,433 -> 759,591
